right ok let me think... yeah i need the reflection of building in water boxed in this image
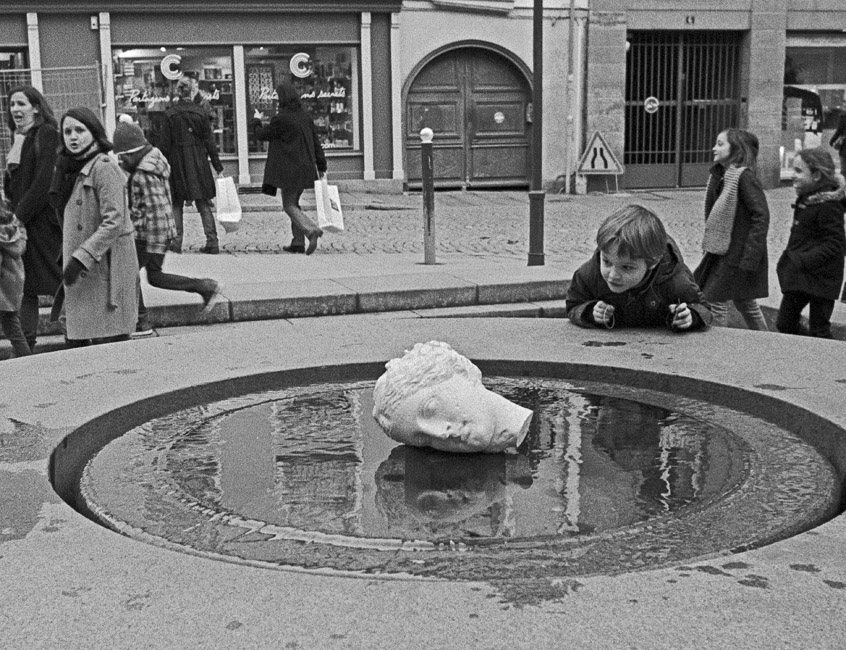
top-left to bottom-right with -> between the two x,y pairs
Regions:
591,396 -> 709,515
268,392 -> 364,536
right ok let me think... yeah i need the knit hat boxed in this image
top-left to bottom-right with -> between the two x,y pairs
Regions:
113,122 -> 148,154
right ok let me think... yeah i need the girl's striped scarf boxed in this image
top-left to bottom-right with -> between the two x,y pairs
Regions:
702,164 -> 746,255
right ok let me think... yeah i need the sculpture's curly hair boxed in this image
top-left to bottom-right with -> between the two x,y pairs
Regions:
372,341 -> 481,433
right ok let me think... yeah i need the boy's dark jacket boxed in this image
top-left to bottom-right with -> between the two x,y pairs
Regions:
567,237 -> 712,331
776,176 -> 846,300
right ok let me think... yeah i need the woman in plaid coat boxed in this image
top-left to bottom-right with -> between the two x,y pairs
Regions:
113,121 -> 220,334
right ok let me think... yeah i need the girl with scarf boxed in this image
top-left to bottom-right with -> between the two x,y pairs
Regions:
693,128 -> 770,330
776,148 -> 846,338
3,86 -> 62,352
49,108 -> 137,346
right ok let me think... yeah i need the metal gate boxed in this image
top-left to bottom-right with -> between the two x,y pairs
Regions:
405,48 -> 531,189
624,32 -> 742,189
0,65 -> 104,176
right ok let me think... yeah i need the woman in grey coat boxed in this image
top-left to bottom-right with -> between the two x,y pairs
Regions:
50,108 -> 137,346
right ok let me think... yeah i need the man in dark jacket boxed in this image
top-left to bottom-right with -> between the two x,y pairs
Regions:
159,76 -> 224,254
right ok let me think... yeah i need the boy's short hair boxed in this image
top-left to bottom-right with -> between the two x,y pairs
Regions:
596,205 -> 667,266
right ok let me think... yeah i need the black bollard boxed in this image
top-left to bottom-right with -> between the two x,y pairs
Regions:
420,128 -> 436,264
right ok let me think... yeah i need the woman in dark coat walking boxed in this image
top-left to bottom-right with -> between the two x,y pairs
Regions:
252,80 -> 325,255
159,76 -> 224,254
776,148 -> 846,338
3,86 -> 62,352
693,128 -> 770,330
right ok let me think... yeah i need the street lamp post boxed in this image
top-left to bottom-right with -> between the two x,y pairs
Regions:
528,0 -> 545,266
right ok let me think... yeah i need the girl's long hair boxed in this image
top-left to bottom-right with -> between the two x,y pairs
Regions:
721,128 -> 759,172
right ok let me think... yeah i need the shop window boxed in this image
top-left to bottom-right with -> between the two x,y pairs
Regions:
782,46 -> 846,174
0,49 -> 26,70
244,46 -> 358,153
112,47 -> 236,155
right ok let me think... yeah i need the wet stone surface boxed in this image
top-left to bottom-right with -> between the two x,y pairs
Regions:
79,377 -> 840,581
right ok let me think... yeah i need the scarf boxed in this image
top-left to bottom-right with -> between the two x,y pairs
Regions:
48,143 -> 101,214
6,122 -> 34,170
702,164 -> 746,255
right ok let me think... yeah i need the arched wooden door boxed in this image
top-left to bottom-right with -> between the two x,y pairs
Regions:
406,48 -> 531,189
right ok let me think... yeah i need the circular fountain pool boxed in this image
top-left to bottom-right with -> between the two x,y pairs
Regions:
79,376 -> 839,581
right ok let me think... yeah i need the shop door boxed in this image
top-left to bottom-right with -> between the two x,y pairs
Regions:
624,32 -> 742,189
406,48 -> 530,188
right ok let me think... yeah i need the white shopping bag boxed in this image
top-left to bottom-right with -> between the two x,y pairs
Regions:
313,178 -> 345,233
215,176 -> 242,233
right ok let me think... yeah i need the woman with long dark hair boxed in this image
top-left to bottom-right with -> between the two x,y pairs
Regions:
49,108 -> 137,346
3,86 -> 62,352
253,80 -> 325,255
693,128 -> 770,330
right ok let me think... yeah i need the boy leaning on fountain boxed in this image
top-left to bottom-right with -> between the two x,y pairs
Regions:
566,205 -> 713,332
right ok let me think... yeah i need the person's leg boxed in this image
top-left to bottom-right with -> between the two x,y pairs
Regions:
281,188 -> 322,254
1,310 -> 31,357
708,300 -> 729,327
145,251 -> 211,295
170,203 -> 184,253
19,293 -> 39,350
196,199 -> 219,252
807,296 -> 835,339
733,298 -> 769,331
135,241 -> 152,333
776,291 -> 809,335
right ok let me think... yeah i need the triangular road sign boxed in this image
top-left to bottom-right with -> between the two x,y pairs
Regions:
577,131 -> 624,175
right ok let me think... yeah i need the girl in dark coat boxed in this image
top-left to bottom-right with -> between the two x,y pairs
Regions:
693,128 -> 770,330
776,148 -> 846,338
3,86 -> 62,352
253,80 -> 325,255
159,76 -> 224,254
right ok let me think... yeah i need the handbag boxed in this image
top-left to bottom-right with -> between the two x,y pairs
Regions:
215,176 -> 242,233
313,176 -> 345,233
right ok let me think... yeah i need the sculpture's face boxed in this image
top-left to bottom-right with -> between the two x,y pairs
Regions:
386,375 -> 530,453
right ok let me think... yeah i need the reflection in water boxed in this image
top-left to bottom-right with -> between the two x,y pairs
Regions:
83,378 -> 744,544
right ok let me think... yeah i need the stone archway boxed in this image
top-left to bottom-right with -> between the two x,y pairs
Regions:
405,45 -> 531,189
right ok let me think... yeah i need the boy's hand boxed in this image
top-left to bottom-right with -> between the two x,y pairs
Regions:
593,301 -> 615,328
669,303 -> 693,330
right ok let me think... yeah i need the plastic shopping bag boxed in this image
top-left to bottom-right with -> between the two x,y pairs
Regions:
215,176 -> 242,233
313,178 -> 344,233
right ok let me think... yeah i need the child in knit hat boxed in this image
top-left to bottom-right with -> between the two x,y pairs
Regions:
112,120 -> 221,336
0,201 -> 31,357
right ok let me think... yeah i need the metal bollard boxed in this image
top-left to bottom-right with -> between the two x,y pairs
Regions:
420,128 -> 436,264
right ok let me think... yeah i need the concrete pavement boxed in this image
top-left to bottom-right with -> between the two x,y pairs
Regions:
6,185 -> 846,357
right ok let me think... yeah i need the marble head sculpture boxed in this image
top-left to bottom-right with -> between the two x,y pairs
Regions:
372,341 -> 533,453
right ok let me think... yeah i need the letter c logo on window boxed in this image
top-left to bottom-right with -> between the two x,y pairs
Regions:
290,53 -> 313,79
160,54 -> 183,81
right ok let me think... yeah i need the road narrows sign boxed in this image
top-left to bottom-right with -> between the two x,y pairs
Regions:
577,131 -> 624,175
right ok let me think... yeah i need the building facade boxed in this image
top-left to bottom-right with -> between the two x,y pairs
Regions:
1,1 -> 844,192
586,0 -> 846,190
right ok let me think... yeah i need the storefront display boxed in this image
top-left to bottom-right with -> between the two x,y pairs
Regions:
782,43 -> 846,174
245,46 -> 357,153
112,47 -> 235,155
